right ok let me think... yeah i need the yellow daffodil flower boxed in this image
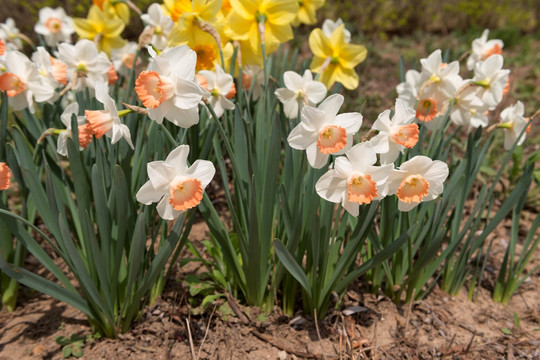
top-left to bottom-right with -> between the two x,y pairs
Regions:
93,0 -> 130,24
164,0 -> 222,47
309,24 -> 367,90
74,5 -> 126,55
293,0 -> 325,26
225,0 -> 299,58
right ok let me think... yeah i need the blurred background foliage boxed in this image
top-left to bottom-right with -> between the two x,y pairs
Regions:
2,0 -> 539,40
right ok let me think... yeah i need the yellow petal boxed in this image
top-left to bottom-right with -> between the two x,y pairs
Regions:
229,0 -> 258,19
266,0 -> 299,25
104,18 -> 126,38
226,11 -> 252,40
309,28 -> 332,58
339,43 -> 367,69
335,65 -> 359,90
73,18 -> 97,39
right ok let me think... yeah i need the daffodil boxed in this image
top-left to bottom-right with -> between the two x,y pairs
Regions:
322,18 -> 350,42
293,0 -> 325,26
225,0 -> 299,58
0,50 -> 56,112
388,156 -> 449,212
197,64 -> 235,118
467,29 -> 503,71
34,7 -> 74,47
136,144 -> 216,220
472,54 -> 509,109
274,69 -> 327,119
57,39 -> 111,91
499,101 -> 529,150
140,3 -> 174,51
135,45 -> 203,128
57,102 -> 93,156
165,0 -> 222,45
287,94 -> 363,169
73,5 -> 126,55
94,0 -> 131,25
309,24 -> 366,90
316,143 -> 393,216
0,18 -> 23,51
110,42 -> 140,78
85,81 -> 134,149
369,99 -> 419,164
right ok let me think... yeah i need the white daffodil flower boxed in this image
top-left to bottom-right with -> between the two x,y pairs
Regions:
369,99 -> 419,164
0,18 -> 23,51
316,142 -> 393,216
472,54 -> 510,109
34,7 -> 74,47
136,145 -> 216,220
499,101 -> 529,150
198,64 -> 236,118
0,50 -> 56,112
57,39 -> 111,91
57,102 -> 93,156
388,156 -> 449,212
111,42 -> 140,78
287,94 -> 362,169
140,4 -> 174,51
275,69 -> 327,119
85,82 -> 134,149
322,18 -> 351,43
466,29 -> 503,71
135,45 -> 203,128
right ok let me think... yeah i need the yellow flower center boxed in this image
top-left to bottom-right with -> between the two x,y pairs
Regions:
397,175 -> 430,203
348,174 -> 378,204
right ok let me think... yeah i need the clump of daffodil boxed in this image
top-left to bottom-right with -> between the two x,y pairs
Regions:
309,23 -> 367,90
74,5 -> 126,55
225,0 -> 299,59
93,0 -> 131,25
293,0 -> 325,26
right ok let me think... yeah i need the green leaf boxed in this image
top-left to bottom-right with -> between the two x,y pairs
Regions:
501,328 -> 513,335
273,239 -> 311,294
62,346 -> 72,358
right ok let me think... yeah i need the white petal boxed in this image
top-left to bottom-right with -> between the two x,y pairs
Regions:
287,123 -> 318,150
398,200 -> 420,212
185,160 -> 216,188
165,144 -> 190,169
316,169 -> 347,203
148,161 -> 176,190
318,93 -> 344,117
306,142 -> 328,169
174,78 -> 203,109
346,143 -> 376,170
156,195 -> 181,220
335,112 -> 362,133
283,71 -> 304,91
136,180 -> 165,204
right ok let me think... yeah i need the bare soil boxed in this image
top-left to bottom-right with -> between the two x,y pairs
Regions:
1,216 -> 539,360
